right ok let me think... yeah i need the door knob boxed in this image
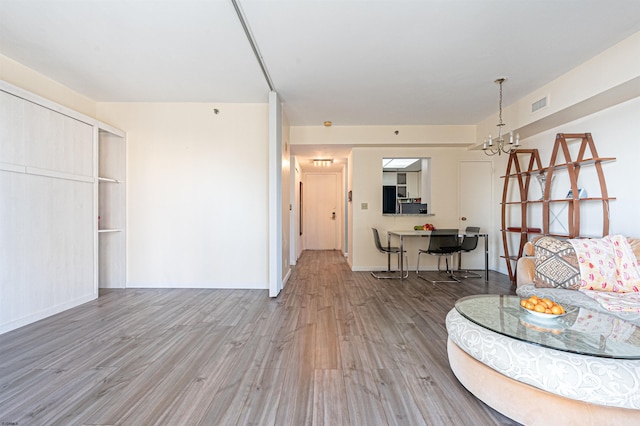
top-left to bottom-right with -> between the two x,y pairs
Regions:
461,217 -> 467,221
331,212 -> 336,220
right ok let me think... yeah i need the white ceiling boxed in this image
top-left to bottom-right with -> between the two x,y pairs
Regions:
1,0 -> 639,168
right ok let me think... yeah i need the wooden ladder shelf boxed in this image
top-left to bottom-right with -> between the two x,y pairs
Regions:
500,133 -> 616,283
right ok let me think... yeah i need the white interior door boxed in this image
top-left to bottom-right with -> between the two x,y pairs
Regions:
459,161 -> 492,269
304,173 -> 337,250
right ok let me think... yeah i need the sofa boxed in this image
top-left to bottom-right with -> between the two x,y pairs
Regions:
446,235 -> 640,424
516,236 -> 640,325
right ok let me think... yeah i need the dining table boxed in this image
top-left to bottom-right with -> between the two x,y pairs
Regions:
387,229 -> 489,282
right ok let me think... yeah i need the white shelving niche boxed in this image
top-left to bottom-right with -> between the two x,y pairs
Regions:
98,127 -> 126,289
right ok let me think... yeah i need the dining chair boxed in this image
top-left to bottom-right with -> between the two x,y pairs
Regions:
416,228 -> 461,283
371,227 -> 408,279
452,226 -> 482,279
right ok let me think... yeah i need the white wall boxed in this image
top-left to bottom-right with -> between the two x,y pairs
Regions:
475,32 -> 640,143
290,156 -> 303,263
0,53 -> 96,117
97,102 -> 270,289
281,109 -> 291,287
347,151 -> 354,267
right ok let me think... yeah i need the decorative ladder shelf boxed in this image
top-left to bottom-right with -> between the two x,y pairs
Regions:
500,133 -> 615,283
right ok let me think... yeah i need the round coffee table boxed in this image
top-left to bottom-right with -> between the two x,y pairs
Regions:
446,294 -> 640,424
455,294 -> 640,359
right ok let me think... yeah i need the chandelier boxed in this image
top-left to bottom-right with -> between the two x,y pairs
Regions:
482,78 -> 519,156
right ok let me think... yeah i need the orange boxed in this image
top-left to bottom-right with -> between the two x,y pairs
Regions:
534,304 -> 546,313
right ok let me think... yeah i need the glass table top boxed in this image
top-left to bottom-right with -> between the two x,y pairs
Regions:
455,294 -> 640,359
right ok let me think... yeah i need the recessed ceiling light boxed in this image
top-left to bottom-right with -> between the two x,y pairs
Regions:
313,159 -> 333,167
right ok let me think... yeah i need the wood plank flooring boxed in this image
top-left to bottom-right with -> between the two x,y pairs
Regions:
0,250 -> 520,425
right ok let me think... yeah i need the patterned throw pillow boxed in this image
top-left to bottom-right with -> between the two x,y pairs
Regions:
533,236 -> 581,290
570,235 -> 640,293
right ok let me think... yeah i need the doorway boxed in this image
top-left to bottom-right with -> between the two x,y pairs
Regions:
458,161 -> 492,269
303,173 -> 339,250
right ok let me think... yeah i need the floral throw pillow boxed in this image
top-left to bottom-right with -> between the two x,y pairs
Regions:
569,234 -> 640,293
533,236 -> 581,290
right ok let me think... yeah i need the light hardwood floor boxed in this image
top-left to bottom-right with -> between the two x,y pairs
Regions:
0,250 -> 520,425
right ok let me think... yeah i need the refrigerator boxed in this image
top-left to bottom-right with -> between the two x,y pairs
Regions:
382,185 -> 396,214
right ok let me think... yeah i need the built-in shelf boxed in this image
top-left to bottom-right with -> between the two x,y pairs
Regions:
98,177 -> 121,183
98,228 -> 123,233
98,128 -> 126,289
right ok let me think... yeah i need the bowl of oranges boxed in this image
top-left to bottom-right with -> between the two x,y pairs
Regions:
520,295 -> 566,320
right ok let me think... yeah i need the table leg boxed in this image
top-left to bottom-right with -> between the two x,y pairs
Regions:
400,235 -> 405,280
387,233 -> 392,272
484,234 -> 489,283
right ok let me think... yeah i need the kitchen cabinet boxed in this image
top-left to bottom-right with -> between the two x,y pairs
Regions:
406,172 -> 419,198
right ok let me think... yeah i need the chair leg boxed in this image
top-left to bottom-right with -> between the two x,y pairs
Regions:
371,269 -> 405,279
396,252 -> 408,279
451,269 -> 482,279
451,252 -> 482,279
371,271 -> 403,279
371,251 -> 407,279
417,254 -> 460,284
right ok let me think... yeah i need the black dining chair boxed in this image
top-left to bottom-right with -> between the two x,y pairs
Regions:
452,226 -> 482,279
371,227 -> 408,279
416,228 -> 461,283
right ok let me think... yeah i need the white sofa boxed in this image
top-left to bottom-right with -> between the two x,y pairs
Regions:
516,238 -> 640,325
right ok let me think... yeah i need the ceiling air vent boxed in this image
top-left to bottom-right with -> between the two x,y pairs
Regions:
531,96 -> 548,113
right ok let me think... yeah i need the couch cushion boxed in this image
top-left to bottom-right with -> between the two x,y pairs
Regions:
628,238 -> 640,260
570,235 -> 640,293
523,241 -> 535,256
534,236 -> 581,290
